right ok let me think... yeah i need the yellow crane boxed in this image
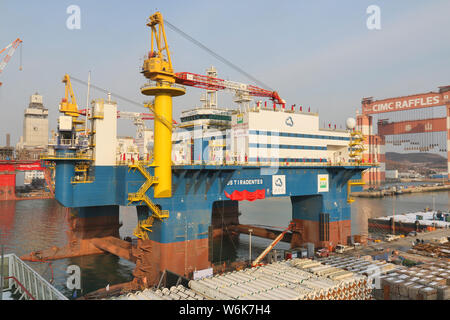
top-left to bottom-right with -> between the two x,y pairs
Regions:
140,11 -> 185,199
142,12 -> 175,83
59,74 -> 84,127
128,12 -> 186,239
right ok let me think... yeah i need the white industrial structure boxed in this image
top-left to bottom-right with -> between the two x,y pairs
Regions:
91,99 -> 117,166
116,136 -> 140,163
16,93 -> 49,151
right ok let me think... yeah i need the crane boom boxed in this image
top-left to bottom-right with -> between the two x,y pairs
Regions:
0,38 -> 22,86
251,222 -> 293,267
175,71 -> 285,105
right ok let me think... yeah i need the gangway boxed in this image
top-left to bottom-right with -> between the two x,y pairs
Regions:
1,253 -> 67,300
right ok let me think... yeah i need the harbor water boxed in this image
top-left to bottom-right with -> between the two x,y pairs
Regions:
1,190 -> 449,299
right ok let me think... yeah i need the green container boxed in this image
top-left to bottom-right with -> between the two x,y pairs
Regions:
446,216 -> 450,222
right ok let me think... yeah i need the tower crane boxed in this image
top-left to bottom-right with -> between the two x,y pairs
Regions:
0,38 -> 22,86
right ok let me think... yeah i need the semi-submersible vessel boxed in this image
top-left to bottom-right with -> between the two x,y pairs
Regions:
23,12 -> 373,289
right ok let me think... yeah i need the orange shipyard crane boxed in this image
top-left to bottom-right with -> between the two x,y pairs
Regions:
251,222 -> 294,267
0,38 -> 22,86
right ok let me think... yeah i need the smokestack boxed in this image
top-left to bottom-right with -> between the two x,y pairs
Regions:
6,133 -> 10,147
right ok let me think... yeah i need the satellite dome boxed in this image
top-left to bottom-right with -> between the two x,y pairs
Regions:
346,117 -> 356,130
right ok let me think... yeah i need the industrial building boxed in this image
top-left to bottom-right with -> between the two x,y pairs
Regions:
15,93 -> 49,159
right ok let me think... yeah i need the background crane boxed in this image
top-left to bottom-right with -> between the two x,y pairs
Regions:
0,38 -> 23,86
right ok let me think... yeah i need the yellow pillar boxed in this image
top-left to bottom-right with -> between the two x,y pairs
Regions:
141,82 -> 185,198
153,93 -> 172,198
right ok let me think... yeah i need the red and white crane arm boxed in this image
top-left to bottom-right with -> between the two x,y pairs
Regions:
0,38 -> 22,86
175,72 -> 285,105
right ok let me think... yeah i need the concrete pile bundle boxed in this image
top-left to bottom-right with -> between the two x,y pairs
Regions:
186,259 -> 372,300
108,259 -> 374,300
317,255 -> 398,275
377,261 -> 450,300
109,285 -> 205,300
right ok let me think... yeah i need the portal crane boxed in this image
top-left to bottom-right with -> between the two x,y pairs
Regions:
0,38 -> 22,86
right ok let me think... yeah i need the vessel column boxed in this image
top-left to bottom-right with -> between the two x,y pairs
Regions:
153,93 -> 173,198
141,82 -> 185,198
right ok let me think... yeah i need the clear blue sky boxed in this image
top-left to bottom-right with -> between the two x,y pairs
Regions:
0,0 -> 449,145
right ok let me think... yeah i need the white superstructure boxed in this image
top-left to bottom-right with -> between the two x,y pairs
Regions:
231,106 -> 350,164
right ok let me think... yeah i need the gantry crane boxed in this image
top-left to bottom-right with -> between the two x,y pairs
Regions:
0,38 -> 22,86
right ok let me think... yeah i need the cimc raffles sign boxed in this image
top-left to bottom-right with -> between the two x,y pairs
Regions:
362,93 -> 448,115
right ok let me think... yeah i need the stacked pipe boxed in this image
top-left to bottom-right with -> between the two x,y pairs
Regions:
108,259 -> 376,300
318,255 -> 398,274
108,285 -> 205,300
185,259 -> 373,300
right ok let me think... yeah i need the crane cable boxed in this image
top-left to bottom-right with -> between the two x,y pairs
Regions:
164,19 -> 274,92
69,75 -> 173,130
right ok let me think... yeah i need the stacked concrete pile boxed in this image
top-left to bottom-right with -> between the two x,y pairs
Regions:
108,259 -> 374,300
187,259 -> 372,300
317,255 -> 398,276
108,285 -> 205,300
377,260 -> 450,300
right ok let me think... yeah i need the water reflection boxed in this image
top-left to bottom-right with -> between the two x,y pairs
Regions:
0,199 -> 137,299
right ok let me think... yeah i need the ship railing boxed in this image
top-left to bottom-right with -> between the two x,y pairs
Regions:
40,153 -> 94,161
116,160 -> 153,166
173,160 -> 378,167
1,253 -> 67,300
71,176 -> 95,184
141,80 -> 186,91
58,139 -> 76,147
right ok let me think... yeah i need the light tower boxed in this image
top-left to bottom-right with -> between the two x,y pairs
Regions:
141,12 -> 185,198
